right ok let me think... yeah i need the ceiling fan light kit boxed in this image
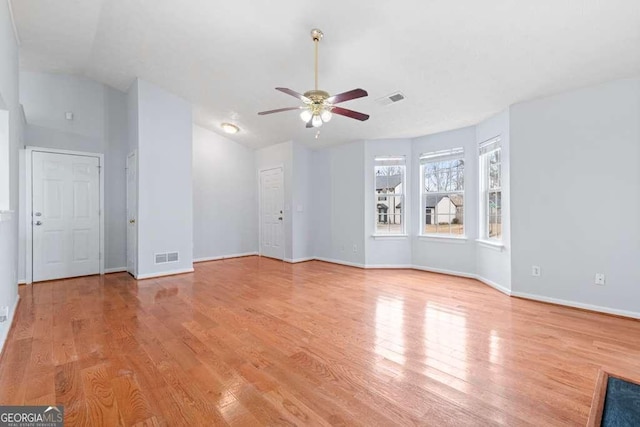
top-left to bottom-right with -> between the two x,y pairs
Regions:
258,29 -> 370,129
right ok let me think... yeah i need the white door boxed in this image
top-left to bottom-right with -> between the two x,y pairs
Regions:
260,167 -> 284,260
126,151 -> 138,277
32,152 -> 100,282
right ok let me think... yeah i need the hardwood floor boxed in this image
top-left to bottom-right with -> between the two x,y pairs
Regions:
1,257 -> 639,426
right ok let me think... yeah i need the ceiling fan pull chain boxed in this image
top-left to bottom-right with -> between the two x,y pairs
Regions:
314,37 -> 319,91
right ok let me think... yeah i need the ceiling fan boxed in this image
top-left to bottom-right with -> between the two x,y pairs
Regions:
258,29 -> 370,128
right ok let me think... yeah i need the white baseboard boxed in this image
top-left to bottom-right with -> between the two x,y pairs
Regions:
475,275 -> 512,296
511,291 -> 640,319
193,252 -> 258,263
0,295 -> 20,356
105,267 -> 127,274
365,264 -> 414,269
18,279 -> 26,285
136,267 -> 195,280
314,257 -> 366,269
410,264 -> 477,279
284,257 -> 315,264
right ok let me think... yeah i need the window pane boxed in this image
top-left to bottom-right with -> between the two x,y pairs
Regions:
487,190 -> 502,239
376,194 -> 403,234
375,165 -> 403,194
423,194 -> 464,235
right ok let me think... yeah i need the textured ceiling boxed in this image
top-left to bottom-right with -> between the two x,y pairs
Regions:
11,0 -> 640,149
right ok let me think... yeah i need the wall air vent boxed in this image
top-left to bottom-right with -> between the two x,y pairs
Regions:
155,252 -> 179,264
375,92 -> 406,106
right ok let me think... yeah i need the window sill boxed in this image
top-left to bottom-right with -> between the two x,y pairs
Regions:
371,234 -> 409,240
476,239 -> 505,251
0,210 -> 14,222
417,235 -> 468,244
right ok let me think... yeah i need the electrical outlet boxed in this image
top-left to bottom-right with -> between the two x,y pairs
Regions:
595,273 -> 606,286
0,306 -> 8,323
531,266 -> 541,277
352,244 -> 358,253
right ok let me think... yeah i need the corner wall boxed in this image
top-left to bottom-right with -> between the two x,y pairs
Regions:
135,79 -> 193,278
193,125 -> 257,260
0,0 -> 21,352
510,78 -> 640,316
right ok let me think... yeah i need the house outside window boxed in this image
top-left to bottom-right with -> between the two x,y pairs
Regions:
420,148 -> 465,236
479,137 -> 502,241
374,156 -> 406,235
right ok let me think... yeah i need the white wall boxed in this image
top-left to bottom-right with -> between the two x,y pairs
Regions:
135,79 -> 193,277
18,71 -> 129,275
510,78 -> 640,315
21,71 -> 105,152
411,126 -> 478,275
310,149 -> 331,260
104,88 -> 128,270
193,125 -> 257,260
475,111 -> 511,292
0,0 -> 21,352
365,139 -> 412,267
311,140 -> 366,266
291,143 -> 313,261
255,141 -> 293,260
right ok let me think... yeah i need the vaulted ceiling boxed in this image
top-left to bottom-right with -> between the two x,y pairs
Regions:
11,0 -> 640,149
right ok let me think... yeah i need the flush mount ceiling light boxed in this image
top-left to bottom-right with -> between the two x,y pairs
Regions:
221,123 -> 240,134
258,29 -> 370,129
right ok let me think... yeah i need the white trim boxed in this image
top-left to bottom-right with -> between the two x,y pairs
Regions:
371,234 -> 408,240
7,0 -> 21,46
258,165 -> 285,261
194,252 -> 258,263
365,264 -> 413,269
476,239 -> 505,251
0,295 -> 20,356
511,291 -> 640,320
314,257 -> 366,269
475,275 -> 512,296
411,264 -> 477,279
418,235 -> 468,244
18,279 -> 26,285
0,210 -> 13,222
105,267 -> 127,274
284,257 -> 315,264
136,268 -> 195,280
25,147 -> 105,284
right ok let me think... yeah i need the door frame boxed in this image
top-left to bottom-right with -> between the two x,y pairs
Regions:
258,165 -> 285,261
25,146 -> 105,284
126,150 -> 138,278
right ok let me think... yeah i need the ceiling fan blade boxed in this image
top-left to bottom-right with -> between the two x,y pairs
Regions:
276,87 -> 311,103
331,106 -> 370,121
306,119 -> 313,128
327,88 -> 368,104
258,106 -> 303,115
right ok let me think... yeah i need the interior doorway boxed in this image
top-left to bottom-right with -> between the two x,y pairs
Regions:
27,149 -> 103,282
259,167 -> 284,260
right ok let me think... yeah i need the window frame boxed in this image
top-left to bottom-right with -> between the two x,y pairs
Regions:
373,156 -> 406,236
479,137 -> 503,242
419,148 -> 466,238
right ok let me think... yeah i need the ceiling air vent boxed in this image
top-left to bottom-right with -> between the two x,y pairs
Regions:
376,92 -> 406,106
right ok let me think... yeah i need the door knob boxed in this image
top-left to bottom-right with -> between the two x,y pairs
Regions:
278,217 -> 283,220
34,221 -> 42,226
129,219 -> 136,224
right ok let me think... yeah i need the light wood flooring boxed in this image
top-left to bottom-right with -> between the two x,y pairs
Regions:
1,256 -> 639,426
